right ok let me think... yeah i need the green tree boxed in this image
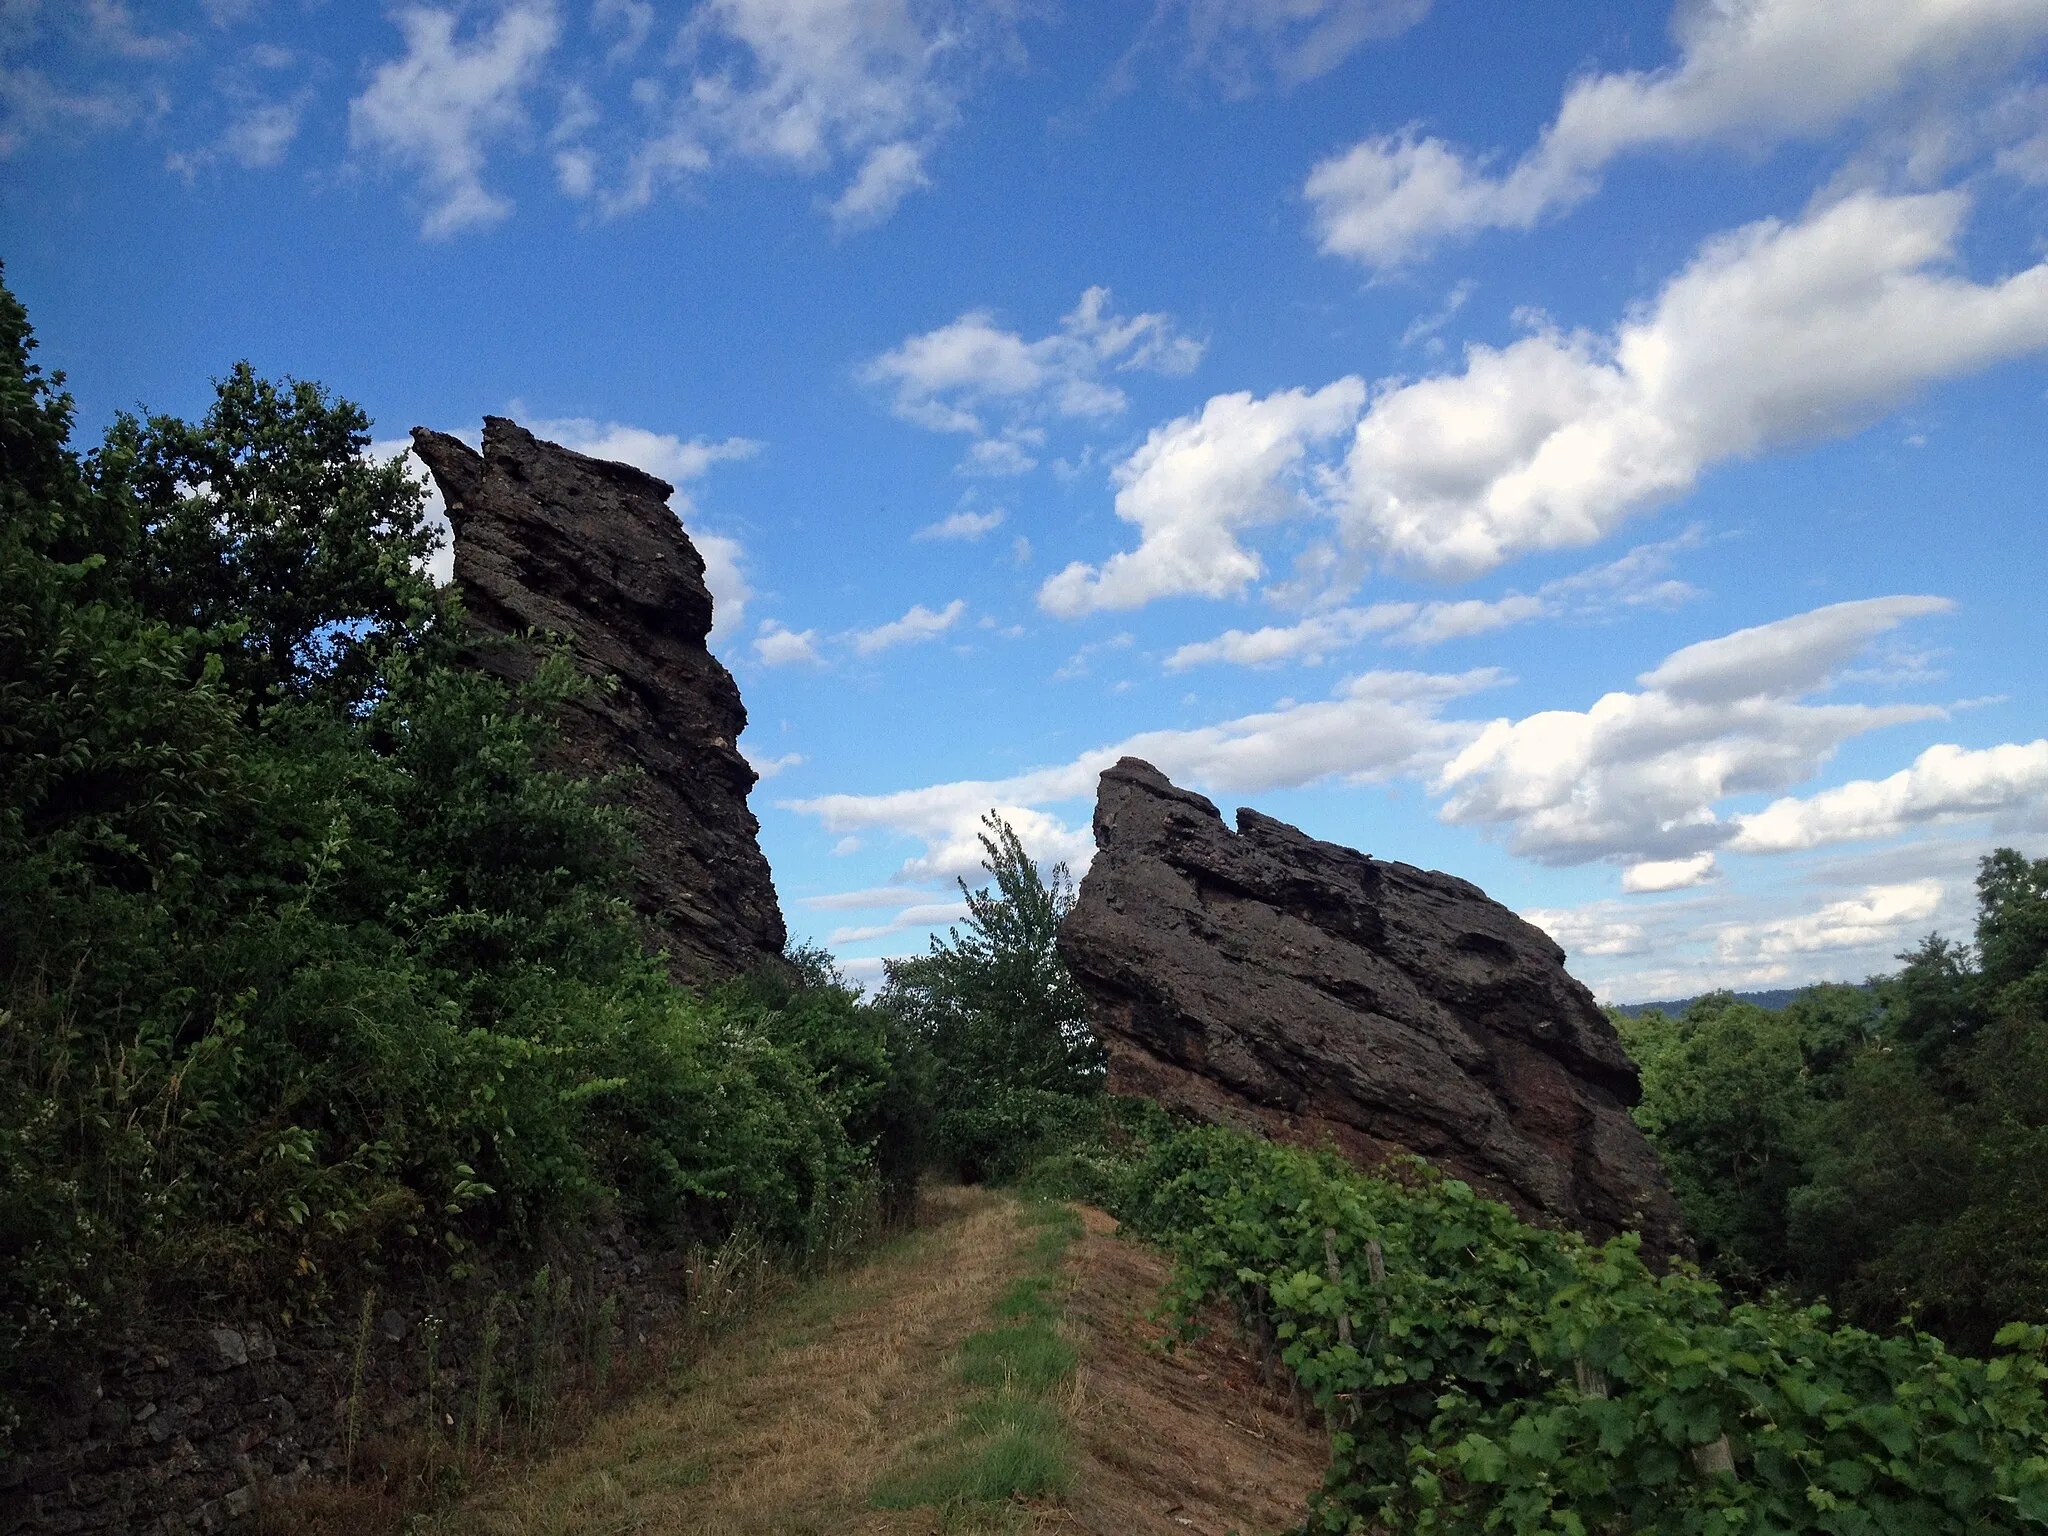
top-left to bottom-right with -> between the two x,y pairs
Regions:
0,273 -> 910,1442
882,813 -> 1104,1180
103,362 -> 445,711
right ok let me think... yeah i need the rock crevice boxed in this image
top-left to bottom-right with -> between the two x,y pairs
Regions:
410,416 -> 785,983
1057,757 -> 1684,1255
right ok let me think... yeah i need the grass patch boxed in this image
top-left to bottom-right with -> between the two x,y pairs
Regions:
869,1196 -> 1084,1517
954,1322 -> 1077,1393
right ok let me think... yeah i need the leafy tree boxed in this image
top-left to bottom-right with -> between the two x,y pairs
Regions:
101,363 -> 445,711
1621,850 -> 2048,1354
1618,996 -> 1817,1287
882,813 -> 1104,1180
0,273 -> 910,1441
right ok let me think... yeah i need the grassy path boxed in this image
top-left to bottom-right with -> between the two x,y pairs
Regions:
416,1185 -> 1050,1535
411,1186 -> 1324,1536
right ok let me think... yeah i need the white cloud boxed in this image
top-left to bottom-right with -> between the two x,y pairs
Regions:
219,95 -> 303,165
0,0 -> 172,159
826,900 -> 969,946
1623,852 -> 1718,892
755,621 -> 822,666
168,89 -> 311,177
572,0 -> 1023,225
1434,596 -> 1953,867
1715,879 -> 1945,961
1400,277 -> 1475,349
525,417 -> 761,487
827,137 -> 928,231
1166,602 -> 1415,669
800,884 -> 948,911
350,2 -> 560,238
1730,738 -> 2048,851
786,665 -> 1497,881
1167,521 -> 1702,671
1152,0 -> 1431,95
1305,0 -> 2048,268
865,286 -> 1203,472
1039,378 -> 1364,616
1520,903 -> 1650,958
913,506 -> 1005,542
1341,191 -> 2048,577
743,748 -> 804,779
851,598 -> 966,655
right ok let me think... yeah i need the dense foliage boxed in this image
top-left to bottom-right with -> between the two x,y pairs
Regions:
1101,1124 -> 2048,1534
880,813 -> 1105,1182
0,273 -> 906,1424
1619,852 -> 2048,1353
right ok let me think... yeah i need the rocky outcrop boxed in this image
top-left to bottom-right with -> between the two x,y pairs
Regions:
1058,759 -> 1684,1256
410,417 -> 785,983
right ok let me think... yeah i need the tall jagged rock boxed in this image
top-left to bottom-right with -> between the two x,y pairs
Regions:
1058,758 -> 1684,1256
411,416 -> 786,983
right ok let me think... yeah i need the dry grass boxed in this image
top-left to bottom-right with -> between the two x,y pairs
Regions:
411,1184 -> 1055,1535
268,1187 -> 1327,1536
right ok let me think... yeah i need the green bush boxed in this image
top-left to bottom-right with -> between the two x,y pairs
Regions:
1115,1125 -> 2048,1534
0,271 -> 908,1438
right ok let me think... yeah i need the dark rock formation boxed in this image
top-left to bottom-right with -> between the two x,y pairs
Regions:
410,417 -> 785,983
1058,758 -> 1684,1256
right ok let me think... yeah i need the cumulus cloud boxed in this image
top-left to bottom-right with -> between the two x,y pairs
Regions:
1520,903 -> 1651,959
1529,873 -> 1972,1001
1435,596 -> 1953,868
785,665 -> 1497,881
524,417 -> 761,487
1167,531 -> 1703,669
1730,738 -> 2048,852
1715,879 -> 1945,961
1623,852 -> 1718,892
851,598 -> 966,655
914,506 -> 1005,542
1305,0 -> 2048,268
1039,378 -> 1364,616
350,2 -> 560,238
755,621 -> 822,665
1340,191 -> 2048,577
865,286 -> 1203,472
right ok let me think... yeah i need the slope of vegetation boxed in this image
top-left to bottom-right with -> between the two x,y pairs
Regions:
1088,1126 -> 2048,1534
0,272 -> 920,1444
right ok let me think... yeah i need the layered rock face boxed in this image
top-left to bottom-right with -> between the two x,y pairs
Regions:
1058,758 -> 1684,1255
411,417 -> 785,983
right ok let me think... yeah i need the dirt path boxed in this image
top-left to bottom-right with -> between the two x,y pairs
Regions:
417,1189 -> 1325,1535
1061,1207 -> 1328,1536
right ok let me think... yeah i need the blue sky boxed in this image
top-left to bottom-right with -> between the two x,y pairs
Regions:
7,0 -> 2047,1000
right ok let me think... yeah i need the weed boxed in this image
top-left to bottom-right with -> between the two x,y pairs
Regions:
344,1288 -> 376,1485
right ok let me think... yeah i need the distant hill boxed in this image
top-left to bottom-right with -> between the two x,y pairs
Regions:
1606,986 -> 1866,1018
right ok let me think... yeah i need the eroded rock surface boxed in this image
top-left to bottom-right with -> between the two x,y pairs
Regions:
411,416 -> 785,983
1058,758 -> 1684,1255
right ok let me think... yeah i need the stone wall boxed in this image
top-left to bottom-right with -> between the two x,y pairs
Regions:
3,1224 -> 703,1534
